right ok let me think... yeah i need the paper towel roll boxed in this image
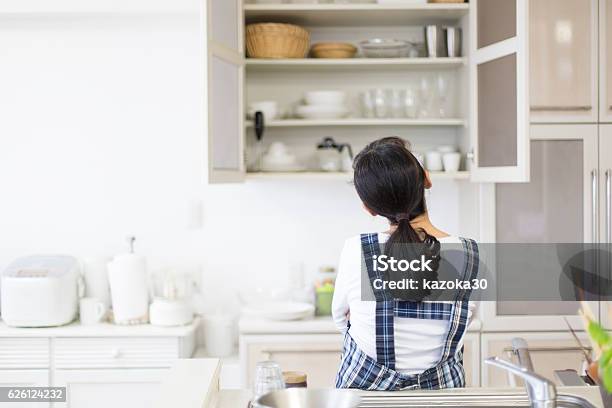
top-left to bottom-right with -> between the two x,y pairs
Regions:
107,254 -> 149,324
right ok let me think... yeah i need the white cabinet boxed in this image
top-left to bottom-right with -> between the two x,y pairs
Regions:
599,126 -> 612,329
0,370 -> 50,408
481,332 -> 592,387
600,0 -> 612,122
205,1 -> 532,184
206,0 -> 245,183
0,322 -> 198,408
530,0 -> 598,123
481,124 -> 600,331
53,369 -> 165,408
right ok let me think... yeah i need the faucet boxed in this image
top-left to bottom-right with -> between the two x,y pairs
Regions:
485,357 -> 557,408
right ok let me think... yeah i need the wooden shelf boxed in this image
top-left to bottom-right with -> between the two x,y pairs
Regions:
246,118 -> 466,127
244,3 -> 469,26
246,57 -> 466,72
246,171 -> 470,181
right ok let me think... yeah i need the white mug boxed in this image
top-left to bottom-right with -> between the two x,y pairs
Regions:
248,101 -> 278,120
442,152 -> 462,172
79,297 -> 107,325
425,151 -> 443,172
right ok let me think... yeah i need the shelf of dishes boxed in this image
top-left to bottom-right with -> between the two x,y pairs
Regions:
245,57 -> 466,71
245,170 -> 470,181
244,2 -> 469,26
247,83 -> 460,123
250,140 -> 468,174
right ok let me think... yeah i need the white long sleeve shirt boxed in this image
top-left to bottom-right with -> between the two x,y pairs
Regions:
332,233 -> 475,375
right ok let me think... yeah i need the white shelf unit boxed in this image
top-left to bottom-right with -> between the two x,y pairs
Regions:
245,171 -> 470,181
244,3 -> 470,26
245,57 -> 467,72
246,118 -> 466,127
244,2 -> 473,177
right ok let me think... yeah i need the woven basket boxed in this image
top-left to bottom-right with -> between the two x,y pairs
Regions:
246,23 -> 310,59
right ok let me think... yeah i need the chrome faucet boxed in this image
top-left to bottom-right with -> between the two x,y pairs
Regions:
485,357 -> 557,408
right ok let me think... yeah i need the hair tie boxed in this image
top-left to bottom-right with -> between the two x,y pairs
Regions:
395,214 -> 412,222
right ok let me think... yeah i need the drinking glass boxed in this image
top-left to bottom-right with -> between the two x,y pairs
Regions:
436,74 -> 451,118
360,91 -> 375,118
372,89 -> 388,119
253,361 -> 285,401
418,76 -> 432,118
403,87 -> 418,119
389,89 -> 404,118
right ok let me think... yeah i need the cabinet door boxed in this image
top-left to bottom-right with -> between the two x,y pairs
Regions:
240,334 -> 342,388
530,0 -> 598,123
207,0 -> 245,183
481,124 -> 599,331
600,126 -> 612,329
53,369 -> 165,408
481,332 -> 592,387
600,0 -> 612,122
0,370 -> 49,408
470,0 -> 530,182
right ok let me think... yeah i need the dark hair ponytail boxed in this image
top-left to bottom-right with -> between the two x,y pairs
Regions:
353,137 -> 440,301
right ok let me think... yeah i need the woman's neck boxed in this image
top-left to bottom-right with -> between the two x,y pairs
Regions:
387,213 -> 450,238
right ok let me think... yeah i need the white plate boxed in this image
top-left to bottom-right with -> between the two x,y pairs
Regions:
296,105 -> 349,120
242,302 -> 315,321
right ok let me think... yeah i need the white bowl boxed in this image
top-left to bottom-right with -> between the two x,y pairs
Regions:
296,105 -> 349,119
304,91 -> 347,106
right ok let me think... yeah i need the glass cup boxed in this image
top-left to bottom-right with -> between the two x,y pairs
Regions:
360,91 -> 375,118
372,88 -> 388,119
253,361 -> 285,401
388,89 -> 404,118
403,88 -> 418,119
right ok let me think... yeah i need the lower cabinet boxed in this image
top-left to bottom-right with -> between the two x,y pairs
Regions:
240,332 -> 481,388
53,369 -> 166,408
0,370 -> 50,408
481,332 -> 592,387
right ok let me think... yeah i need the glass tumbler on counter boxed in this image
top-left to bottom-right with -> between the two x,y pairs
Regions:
253,361 -> 285,402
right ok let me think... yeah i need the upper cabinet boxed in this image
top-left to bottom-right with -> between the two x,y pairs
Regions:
207,0 -> 245,183
470,0 -> 530,182
600,0 -> 612,122
530,0 -> 598,123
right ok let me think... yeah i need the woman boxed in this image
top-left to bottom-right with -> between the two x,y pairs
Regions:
332,137 -> 478,390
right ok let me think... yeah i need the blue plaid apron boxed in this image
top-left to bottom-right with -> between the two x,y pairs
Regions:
335,233 -> 479,391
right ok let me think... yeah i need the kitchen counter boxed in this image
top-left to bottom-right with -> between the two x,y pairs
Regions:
156,359 -> 606,408
239,315 -> 482,334
0,318 -> 200,337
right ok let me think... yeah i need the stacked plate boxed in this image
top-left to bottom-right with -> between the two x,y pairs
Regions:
295,91 -> 349,120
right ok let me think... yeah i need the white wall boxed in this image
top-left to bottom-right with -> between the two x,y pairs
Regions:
0,3 -> 479,314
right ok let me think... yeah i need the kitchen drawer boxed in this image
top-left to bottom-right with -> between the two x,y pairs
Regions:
54,337 -> 180,369
0,338 -> 49,368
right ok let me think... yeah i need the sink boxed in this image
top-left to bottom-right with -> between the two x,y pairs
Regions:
357,390 -> 597,408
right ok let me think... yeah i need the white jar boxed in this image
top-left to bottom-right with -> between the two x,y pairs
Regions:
425,151 -> 443,172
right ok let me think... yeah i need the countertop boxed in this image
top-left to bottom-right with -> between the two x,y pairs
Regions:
0,318 -> 200,337
155,359 -> 606,408
239,316 -> 482,334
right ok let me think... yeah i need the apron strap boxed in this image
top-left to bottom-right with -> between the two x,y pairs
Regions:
361,233 -> 396,370
438,238 -> 480,362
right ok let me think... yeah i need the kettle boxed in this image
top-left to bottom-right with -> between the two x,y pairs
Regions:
316,137 -> 353,172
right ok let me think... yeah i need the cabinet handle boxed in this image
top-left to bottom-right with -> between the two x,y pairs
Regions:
606,169 -> 611,244
503,346 -> 592,353
592,170 -> 598,244
531,106 -> 592,112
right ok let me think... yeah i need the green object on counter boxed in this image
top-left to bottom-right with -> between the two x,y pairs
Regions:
315,284 -> 334,316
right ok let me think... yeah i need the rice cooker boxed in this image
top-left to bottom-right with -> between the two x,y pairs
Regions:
1,255 -> 82,327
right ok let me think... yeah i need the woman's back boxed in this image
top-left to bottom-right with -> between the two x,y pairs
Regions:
332,233 -> 477,375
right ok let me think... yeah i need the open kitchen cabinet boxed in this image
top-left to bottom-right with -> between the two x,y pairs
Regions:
480,0 -> 612,333
205,0 -> 531,184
